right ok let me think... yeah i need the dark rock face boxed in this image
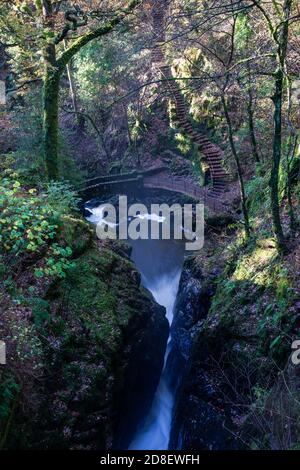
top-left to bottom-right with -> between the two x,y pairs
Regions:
112,291 -> 169,450
171,396 -> 233,450
168,257 -> 238,450
167,257 -> 213,390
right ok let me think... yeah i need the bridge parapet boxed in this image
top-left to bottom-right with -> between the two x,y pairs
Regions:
78,168 -> 234,215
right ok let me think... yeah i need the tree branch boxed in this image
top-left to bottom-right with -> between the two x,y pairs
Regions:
56,0 -> 141,71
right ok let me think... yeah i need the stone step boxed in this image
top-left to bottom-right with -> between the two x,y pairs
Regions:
212,176 -> 228,180
181,123 -> 192,128
212,173 -> 227,182
211,174 -> 229,179
204,149 -> 220,155
210,186 -> 225,192
212,180 -> 230,185
211,170 -> 228,174
202,142 -> 220,150
211,187 -> 225,193
203,145 -> 217,150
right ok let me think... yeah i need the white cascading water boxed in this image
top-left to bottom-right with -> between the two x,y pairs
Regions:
86,204 -> 184,450
129,270 -> 181,450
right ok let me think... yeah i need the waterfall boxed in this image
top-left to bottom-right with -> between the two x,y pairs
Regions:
86,203 -> 184,450
129,270 -> 181,450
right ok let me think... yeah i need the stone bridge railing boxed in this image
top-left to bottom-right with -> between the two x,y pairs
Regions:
78,167 -> 233,214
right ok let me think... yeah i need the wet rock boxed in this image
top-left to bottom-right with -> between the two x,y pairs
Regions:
166,256 -> 211,389
168,256 -> 239,450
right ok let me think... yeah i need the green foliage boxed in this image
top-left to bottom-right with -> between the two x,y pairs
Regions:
0,375 -> 20,421
0,174 -> 77,279
0,176 -> 57,255
175,132 -> 193,156
43,181 -> 80,216
208,233 -> 296,363
27,297 -> 50,326
246,165 -> 271,217
34,244 -> 75,279
235,12 -> 253,51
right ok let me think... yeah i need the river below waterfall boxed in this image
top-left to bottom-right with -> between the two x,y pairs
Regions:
86,202 -> 185,450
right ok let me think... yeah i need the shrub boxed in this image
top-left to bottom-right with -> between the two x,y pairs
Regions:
0,175 -> 77,279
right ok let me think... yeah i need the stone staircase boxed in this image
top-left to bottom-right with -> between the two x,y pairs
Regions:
151,0 -> 230,198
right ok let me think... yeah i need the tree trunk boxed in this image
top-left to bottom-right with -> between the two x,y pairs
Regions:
247,86 -> 260,163
43,71 -> 60,180
268,0 -> 293,250
43,39 -> 61,180
286,79 -> 298,233
63,39 -> 85,132
286,135 -> 298,233
221,95 -> 251,239
41,1 -> 61,180
65,61 -> 78,114
270,69 -> 285,248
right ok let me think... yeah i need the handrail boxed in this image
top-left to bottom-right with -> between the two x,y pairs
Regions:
79,172 -> 232,214
81,166 -> 168,188
143,176 -> 228,212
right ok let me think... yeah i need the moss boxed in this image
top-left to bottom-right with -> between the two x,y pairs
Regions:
57,216 -> 94,256
47,245 -> 144,360
206,237 -> 297,355
186,229 -> 300,447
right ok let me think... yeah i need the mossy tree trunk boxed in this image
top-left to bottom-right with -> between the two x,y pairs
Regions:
268,0 -> 293,251
41,0 -> 60,180
270,68 -> 285,249
251,0 -> 293,251
286,80 -> 298,233
43,61 -> 61,180
221,95 -> 251,239
286,146 -> 297,233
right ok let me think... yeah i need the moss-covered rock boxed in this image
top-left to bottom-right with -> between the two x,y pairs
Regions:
2,219 -> 168,450
170,234 -> 300,450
